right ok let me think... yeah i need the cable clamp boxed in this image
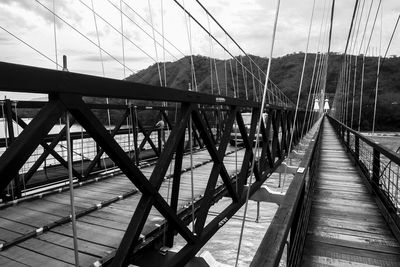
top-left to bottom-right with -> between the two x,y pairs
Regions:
36,227 -> 44,235
93,260 -> 102,267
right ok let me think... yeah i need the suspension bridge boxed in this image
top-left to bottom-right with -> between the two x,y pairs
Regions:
1,0 -> 400,266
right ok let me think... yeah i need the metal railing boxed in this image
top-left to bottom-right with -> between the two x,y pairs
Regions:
251,117 -> 323,267
328,115 -> 400,235
1,100 -> 200,198
0,61 -> 318,266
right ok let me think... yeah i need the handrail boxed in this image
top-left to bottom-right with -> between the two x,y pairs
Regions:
0,61 -> 318,266
251,117 -> 323,267
328,115 -> 400,166
0,61 -> 268,108
328,115 -> 400,241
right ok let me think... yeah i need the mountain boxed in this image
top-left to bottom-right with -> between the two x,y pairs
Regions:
126,53 -> 400,131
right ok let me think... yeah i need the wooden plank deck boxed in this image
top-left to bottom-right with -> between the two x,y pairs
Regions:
302,119 -> 400,266
0,146 -> 253,266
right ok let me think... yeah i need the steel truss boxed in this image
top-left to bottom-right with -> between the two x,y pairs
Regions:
0,61 -> 314,266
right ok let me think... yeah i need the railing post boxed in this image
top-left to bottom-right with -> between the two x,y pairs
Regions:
346,129 -> 350,149
372,148 -> 380,186
96,143 -> 101,168
355,135 -> 359,161
158,128 -> 162,154
4,99 -> 21,198
341,125 -> 345,141
69,133 -> 74,163
132,106 -> 140,165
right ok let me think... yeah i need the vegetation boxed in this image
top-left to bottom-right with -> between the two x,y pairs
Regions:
16,53 -> 399,131
127,53 -> 400,131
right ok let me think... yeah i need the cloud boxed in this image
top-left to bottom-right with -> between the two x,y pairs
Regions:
0,0 -> 82,28
0,35 -> 11,42
82,54 -> 148,63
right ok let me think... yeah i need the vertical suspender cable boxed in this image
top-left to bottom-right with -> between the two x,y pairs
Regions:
52,0 -> 58,70
161,0 -> 167,87
357,0 -> 374,131
90,0 -> 112,137
240,56 -> 249,100
282,0 -> 317,191
66,113 -> 80,267
235,1 -> 281,266
350,0 -> 366,129
358,51 -> 366,131
372,4 -> 383,134
206,14 -> 221,95
347,0 -> 361,127
182,0 -> 198,92
207,15 -> 214,95
360,0 -> 382,125
62,57 -> 79,266
308,8 -> 329,131
322,0 -> 336,115
342,0 -> 360,125
187,85 -> 195,233
380,15 -> 400,67
181,0 -> 197,232
148,0 -> 163,86
305,0 -> 328,128
120,0 -> 126,79
249,59 -> 258,101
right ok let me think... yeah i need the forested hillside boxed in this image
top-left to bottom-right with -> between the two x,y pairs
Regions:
126,53 -> 400,131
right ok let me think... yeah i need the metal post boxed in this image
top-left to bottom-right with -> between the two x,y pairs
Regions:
96,143 -> 101,168
63,55 -> 79,266
132,106 -> 140,165
256,201 -> 260,223
355,136 -> 359,161
372,148 -> 380,186
158,128 -> 162,154
66,112 -> 80,266
4,99 -> 21,198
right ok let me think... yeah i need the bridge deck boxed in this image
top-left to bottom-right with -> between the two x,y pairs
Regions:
0,146 -> 247,266
302,119 -> 400,266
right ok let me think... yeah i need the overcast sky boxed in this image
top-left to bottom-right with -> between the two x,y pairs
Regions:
1,0 -> 400,100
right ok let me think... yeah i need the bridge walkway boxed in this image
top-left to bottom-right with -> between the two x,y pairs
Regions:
302,119 -> 400,266
0,146 -> 246,266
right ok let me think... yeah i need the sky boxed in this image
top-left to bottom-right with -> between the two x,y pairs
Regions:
1,0 -> 400,100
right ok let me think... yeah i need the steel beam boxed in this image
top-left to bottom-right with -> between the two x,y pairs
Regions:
0,99 -> 65,191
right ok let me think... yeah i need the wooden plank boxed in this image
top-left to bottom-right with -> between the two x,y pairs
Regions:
302,119 -> 400,266
309,216 -> 393,236
0,217 -> 35,235
50,221 -> 125,248
0,146 -> 250,265
19,199 -> 78,217
18,238 -> 98,266
304,238 -> 400,262
306,234 -> 400,255
43,194 -> 94,209
37,232 -> 113,258
308,226 -> 400,248
0,246 -> 73,267
0,207 -> 61,227
0,255 -> 28,267
0,227 -> 21,242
